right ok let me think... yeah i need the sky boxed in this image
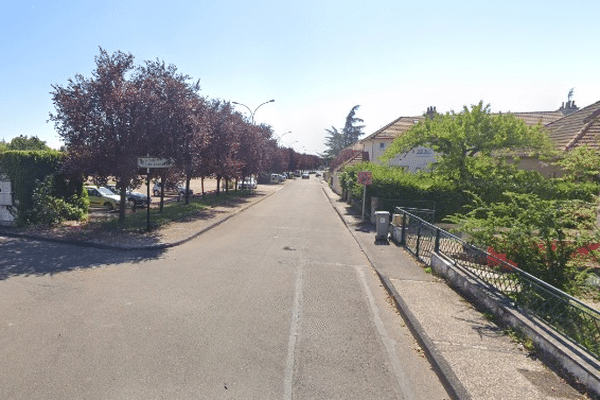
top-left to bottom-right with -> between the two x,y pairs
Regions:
2,0 -> 600,155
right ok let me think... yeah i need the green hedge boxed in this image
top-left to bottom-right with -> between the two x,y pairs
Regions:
339,162 -> 599,222
0,150 -> 87,226
339,163 -> 469,221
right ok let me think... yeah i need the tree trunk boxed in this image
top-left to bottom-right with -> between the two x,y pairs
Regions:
119,186 -> 127,223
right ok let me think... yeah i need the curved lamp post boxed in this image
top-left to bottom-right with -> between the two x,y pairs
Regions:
274,131 -> 291,144
232,99 -> 275,124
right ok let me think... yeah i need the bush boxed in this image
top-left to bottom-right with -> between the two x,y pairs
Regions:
0,150 -> 87,226
339,162 -> 599,223
340,162 -> 469,221
447,192 -> 600,294
22,175 -> 87,226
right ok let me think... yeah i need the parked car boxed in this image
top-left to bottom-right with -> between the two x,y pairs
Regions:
301,172 -> 310,179
270,174 -> 282,184
105,185 -> 151,209
238,177 -> 257,190
85,185 -> 121,211
152,182 -> 193,198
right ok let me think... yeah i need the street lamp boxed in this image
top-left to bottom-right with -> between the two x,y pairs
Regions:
274,131 -> 291,143
232,99 -> 275,124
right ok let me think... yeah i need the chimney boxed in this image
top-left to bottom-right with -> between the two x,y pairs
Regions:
426,106 -> 437,119
559,100 -> 579,116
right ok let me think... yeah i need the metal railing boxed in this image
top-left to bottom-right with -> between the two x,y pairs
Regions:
392,208 -> 600,361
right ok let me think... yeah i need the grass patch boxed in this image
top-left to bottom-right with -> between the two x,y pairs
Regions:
94,190 -> 253,233
505,327 -> 536,352
482,312 -> 496,323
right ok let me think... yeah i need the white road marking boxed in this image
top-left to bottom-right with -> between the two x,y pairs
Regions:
283,261 -> 303,400
356,265 -> 417,400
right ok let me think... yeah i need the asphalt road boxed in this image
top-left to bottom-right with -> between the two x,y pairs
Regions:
0,178 -> 449,399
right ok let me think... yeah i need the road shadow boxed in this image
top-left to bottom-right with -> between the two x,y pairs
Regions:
210,192 -> 259,209
0,237 -> 163,281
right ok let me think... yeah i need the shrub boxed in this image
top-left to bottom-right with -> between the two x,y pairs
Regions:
0,150 -> 87,226
22,175 -> 87,226
447,192 -> 600,294
340,162 -> 469,221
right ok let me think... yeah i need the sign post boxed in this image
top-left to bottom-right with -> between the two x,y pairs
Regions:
357,171 -> 372,220
137,157 -> 174,231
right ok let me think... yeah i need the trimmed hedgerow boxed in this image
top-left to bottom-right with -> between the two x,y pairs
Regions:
339,162 -> 599,222
0,150 -> 87,226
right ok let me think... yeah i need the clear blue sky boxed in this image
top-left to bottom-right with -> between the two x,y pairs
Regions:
2,0 -> 599,154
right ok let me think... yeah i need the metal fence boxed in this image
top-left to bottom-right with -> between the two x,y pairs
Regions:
392,208 -> 600,361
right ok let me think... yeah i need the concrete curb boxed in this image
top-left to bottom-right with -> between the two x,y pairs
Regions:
321,185 -> 470,400
0,187 -> 281,252
431,253 -> 600,399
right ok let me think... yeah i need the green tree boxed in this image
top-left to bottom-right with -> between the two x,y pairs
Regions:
323,126 -> 343,160
323,105 -> 365,160
382,101 -> 552,186
6,135 -> 51,151
342,105 -> 365,147
554,144 -> 600,183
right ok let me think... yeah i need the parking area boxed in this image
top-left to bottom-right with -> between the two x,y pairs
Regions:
87,178 -> 237,220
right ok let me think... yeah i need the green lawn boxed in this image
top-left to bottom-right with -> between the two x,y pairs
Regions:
95,190 -> 254,233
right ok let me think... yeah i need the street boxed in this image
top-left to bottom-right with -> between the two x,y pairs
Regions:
0,178 -> 448,399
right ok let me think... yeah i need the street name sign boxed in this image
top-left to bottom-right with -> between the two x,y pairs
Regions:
137,157 -> 174,169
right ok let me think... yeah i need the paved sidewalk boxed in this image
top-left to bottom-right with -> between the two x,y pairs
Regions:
320,182 -> 591,400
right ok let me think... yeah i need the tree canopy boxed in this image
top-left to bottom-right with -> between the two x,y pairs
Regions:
323,105 -> 365,160
49,48 -> 321,222
554,144 -> 600,183
382,101 -> 552,186
1,135 -> 51,151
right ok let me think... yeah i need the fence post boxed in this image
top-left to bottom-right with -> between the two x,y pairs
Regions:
416,224 -> 421,259
401,210 -> 407,245
435,228 -> 441,253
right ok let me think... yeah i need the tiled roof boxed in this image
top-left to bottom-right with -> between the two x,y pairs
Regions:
511,111 -> 565,126
335,100 -> 600,171
360,110 -> 565,144
329,149 -> 369,172
360,116 -> 424,142
545,100 -> 600,150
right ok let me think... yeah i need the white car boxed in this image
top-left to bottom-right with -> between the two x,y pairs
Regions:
152,182 -> 193,198
237,177 -> 257,190
270,174 -> 282,183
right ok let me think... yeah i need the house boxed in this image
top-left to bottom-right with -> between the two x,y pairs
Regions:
514,100 -> 600,177
547,100 -> 600,150
345,107 -> 437,173
331,99 -> 592,178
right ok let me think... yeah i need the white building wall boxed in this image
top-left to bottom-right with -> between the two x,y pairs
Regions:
363,139 -> 436,172
0,178 -> 15,225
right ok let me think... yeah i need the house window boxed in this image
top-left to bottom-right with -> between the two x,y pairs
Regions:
379,143 -> 385,150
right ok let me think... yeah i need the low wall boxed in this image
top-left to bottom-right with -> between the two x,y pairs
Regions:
431,253 -> 600,398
